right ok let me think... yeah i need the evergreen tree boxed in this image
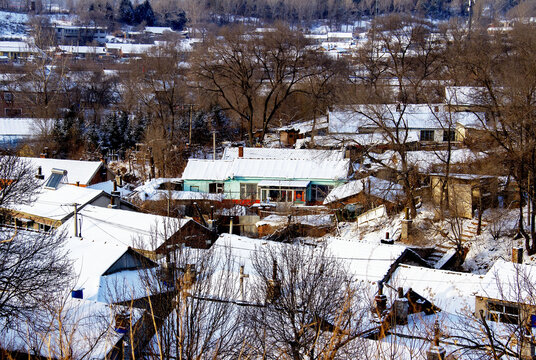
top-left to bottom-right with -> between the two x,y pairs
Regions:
105,2 -> 114,22
163,10 -> 187,30
118,0 -> 134,25
134,0 -> 156,26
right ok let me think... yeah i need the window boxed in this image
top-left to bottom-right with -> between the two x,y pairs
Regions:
209,182 -> 224,194
488,301 -> 520,324
311,185 -> 333,202
443,130 -> 456,142
420,130 -> 435,142
3,92 -> 13,103
240,183 -> 257,200
39,223 -> 51,232
44,169 -> 66,190
5,108 -> 21,117
190,186 -> 199,192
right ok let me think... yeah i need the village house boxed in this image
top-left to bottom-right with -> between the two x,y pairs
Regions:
0,40 -> 36,61
0,118 -> 53,147
59,204 -> 212,303
384,250 -> 536,359
182,147 -> 350,206
51,23 -> 107,45
24,156 -> 115,186
327,104 -> 483,148
1,158 -> 134,230
3,182 -> 109,231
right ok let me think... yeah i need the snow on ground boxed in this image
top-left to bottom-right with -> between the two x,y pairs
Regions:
320,202 -> 533,275
256,214 -> 333,228
0,11 -> 28,36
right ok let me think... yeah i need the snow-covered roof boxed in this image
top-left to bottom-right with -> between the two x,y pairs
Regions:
144,26 -> 174,34
10,184 -> 104,223
429,173 -> 495,181
221,147 -> 345,161
328,105 -> 481,134
0,40 -> 35,53
324,176 -> 404,204
57,45 -> 107,54
106,43 -> 156,54
389,264 -> 484,314
476,259 -> 536,304
89,180 -> 132,197
182,158 -> 350,181
0,118 -> 52,144
131,178 -> 224,202
255,214 -> 333,227
445,86 -> 488,106
97,267 -> 159,303
296,132 -> 420,149
325,238 -> 408,283
368,149 -> 486,173
327,32 -> 354,39
276,117 -> 329,133
23,157 -> 105,186
60,205 -> 189,300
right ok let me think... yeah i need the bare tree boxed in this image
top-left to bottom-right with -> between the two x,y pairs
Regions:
136,242 -> 244,359
450,23 -> 536,253
192,24 -> 332,146
243,243 -> 366,359
0,155 -> 72,324
348,15 -> 444,219
17,16 -> 68,119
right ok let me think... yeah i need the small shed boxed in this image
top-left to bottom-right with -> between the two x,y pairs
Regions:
323,176 -> 404,213
430,173 -> 498,219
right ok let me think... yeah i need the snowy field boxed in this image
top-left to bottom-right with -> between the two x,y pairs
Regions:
0,11 -> 28,36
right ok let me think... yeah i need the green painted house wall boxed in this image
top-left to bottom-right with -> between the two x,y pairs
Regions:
184,178 -> 344,203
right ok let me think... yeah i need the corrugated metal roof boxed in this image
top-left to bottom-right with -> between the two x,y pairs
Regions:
182,158 -> 350,181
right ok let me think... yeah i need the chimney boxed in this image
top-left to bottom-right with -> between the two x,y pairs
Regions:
114,312 -> 130,334
116,175 -> 123,187
401,207 -> 413,241
393,287 -> 409,325
266,260 -> 281,303
35,166 -> 44,180
381,232 -> 394,245
426,319 -> 446,360
512,246 -> 524,264
108,189 -> 120,209
375,280 -> 387,316
238,146 -> 244,158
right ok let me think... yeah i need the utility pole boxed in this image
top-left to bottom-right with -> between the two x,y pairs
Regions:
73,203 -> 79,237
189,104 -> 193,145
239,265 -> 249,301
468,0 -> 474,38
213,131 -> 216,160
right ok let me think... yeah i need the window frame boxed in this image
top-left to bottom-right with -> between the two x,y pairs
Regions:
442,130 -> 456,142
420,130 -> 435,142
487,301 -> 520,325
240,183 -> 257,200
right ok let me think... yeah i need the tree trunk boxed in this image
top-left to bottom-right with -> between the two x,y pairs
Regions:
310,110 -> 317,148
